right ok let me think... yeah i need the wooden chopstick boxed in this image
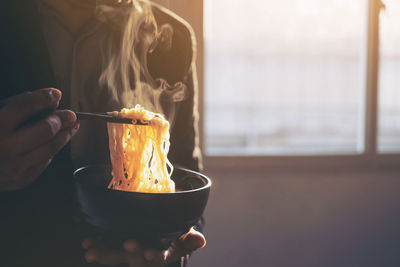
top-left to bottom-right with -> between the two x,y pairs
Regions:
75,112 -> 149,125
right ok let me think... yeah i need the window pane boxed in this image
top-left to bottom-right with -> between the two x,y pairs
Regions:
204,0 -> 366,155
378,0 -> 400,153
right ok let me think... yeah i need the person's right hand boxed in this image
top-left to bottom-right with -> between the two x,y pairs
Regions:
0,88 -> 79,191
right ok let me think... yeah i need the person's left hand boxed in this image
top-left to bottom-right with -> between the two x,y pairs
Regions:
82,228 -> 206,267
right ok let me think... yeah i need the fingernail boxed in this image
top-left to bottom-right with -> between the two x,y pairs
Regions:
67,111 -> 77,124
200,239 -> 206,249
74,122 -> 80,130
48,88 -> 62,103
70,123 -> 80,136
47,115 -> 62,136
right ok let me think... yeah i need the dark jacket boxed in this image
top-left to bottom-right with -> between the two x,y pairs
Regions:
0,1 -> 201,266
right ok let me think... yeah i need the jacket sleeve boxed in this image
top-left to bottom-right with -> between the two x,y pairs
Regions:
168,67 -> 203,172
149,4 -> 203,172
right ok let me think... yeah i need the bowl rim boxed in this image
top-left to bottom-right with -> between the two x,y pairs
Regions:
73,164 -> 212,195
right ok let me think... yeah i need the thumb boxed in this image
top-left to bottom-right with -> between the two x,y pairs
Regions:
164,228 -> 206,264
178,228 -> 206,251
143,228 -> 206,265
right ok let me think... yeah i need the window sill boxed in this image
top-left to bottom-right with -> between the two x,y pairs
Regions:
203,153 -> 400,173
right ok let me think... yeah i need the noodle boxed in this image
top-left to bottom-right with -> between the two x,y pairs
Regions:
107,105 -> 175,193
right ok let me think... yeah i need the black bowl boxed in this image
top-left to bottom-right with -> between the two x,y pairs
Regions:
73,165 -> 211,249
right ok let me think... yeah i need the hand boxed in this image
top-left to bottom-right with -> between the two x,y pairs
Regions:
82,228 -> 206,267
0,88 -> 79,191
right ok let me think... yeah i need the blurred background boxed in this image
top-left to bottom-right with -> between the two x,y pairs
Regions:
156,0 -> 400,266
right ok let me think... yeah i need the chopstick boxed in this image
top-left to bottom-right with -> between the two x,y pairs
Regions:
75,112 -> 149,125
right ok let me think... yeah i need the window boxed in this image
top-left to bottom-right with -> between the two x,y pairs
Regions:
204,0 -> 398,160
204,0 -> 367,155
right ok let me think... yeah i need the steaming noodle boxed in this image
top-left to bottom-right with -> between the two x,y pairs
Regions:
98,1 -> 175,193
107,105 -> 175,193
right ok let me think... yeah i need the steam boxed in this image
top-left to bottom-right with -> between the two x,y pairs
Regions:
95,0 -> 186,116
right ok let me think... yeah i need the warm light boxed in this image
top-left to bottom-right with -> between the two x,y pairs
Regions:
107,105 -> 175,193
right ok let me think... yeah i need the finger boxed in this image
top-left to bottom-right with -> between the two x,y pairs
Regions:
163,228 -> 206,265
123,240 -> 142,254
0,110 -> 77,160
0,110 -> 76,158
143,249 -> 165,264
85,248 -> 127,265
0,88 -> 62,133
0,160 -> 50,191
21,123 -> 79,167
178,228 -> 206,251
123,240 -> 149,267
15,158 -> 52,189
0,124 -> 78,190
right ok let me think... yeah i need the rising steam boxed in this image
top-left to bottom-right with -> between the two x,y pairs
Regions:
95,0 -> 186,116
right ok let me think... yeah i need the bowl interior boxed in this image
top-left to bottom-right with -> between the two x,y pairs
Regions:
74,165 -> 210,193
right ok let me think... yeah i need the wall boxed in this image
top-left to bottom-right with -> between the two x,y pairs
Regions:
190,168 -> 400,267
